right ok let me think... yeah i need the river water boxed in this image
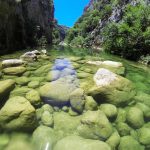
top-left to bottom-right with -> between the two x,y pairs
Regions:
0,47 -> 149,150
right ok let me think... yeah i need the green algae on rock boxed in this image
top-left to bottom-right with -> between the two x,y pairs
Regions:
118,136 -> 144,150
54,135 -> 111,150
0,79 -> 15,102
3,66 -> 26,76
77,110 -> 113,140
0,96 -> 37,131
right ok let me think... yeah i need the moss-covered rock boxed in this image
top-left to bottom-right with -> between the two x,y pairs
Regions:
53,112 -> 81,135
77,72 -> 91,79
28,81 -> 40,88
41,111 -> 53,127
3,66 -> 26,76
99,104 -> 117,119
15,77 -> 30,86
77,110 -> 113,140
85,96 -> 98,111
115,108 -> 127,123
138,127 -> 150,146
0,96 -> 37,131
0,79 -> 15,102
10,87 -> 32,97
33,64 -> 52,76
32,126 -> 62,150
70,88 -> 85,113
0,134 -> 9,150
88,68 -> 136,106
39,79 -> 77,106
4,133 -> 33,150
54,135 -> 111,150
118,136 -> 144,150
116,122 -> 131,136
127,107 -> 144,129
26,90 -> 41,107
106,131 -> 120,150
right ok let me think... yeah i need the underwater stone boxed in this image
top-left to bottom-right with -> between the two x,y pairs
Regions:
84,96 -> 98,111
127,107 -> 144,129
138,127 -> 150,146
2,59 -> 25,68
41,111 -> 53,127
99,104 -> 117,119
54,135 -> 111,150
26,90 -> 41,107
3,66 -> 26,76
70,88 -> 85,113
0,96 -> 37,131
15,76 -> 30,86
0,79 -> 15,102
77,110 -> 113,140
118,136 -> 144,150
28,81 -> 40,88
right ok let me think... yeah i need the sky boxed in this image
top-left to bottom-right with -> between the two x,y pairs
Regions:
54,0 -> 89,27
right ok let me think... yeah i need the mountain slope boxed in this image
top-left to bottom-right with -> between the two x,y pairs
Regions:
66,0 -> 150,60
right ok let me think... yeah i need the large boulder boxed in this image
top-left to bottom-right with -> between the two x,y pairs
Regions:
0,96 -> 37,131
39,78 -> 78,106
118,136 -> 144,150
77,110 -> 113,140
88,68 -> 136,106
54,135 -> 111,150
70,88 -> 85,113
0,79 -> 15,102
3,66 -> 26,76
32,126 -> 62,150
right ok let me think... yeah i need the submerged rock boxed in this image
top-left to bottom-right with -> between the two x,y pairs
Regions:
99,104 -> 117,119
118,136 -> 144,150
53,112 -> 81,135
39,78 -> 77,106
0,96 -> 37,131
3,66 -> 26,76
84,96 -> 98,111
70,88 -> 85,113
77,110 -> 113,140
33,126 -> 61,150
54,135 -> 111,150
88,68 -> 136,106
138,127 -> 150,146
0,79 -> 15,102
127,107 -> 144,129
26,90 -> 41,107
15,77 -> 30,86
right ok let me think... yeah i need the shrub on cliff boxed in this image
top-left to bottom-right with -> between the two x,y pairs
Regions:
103,4 -> 150,60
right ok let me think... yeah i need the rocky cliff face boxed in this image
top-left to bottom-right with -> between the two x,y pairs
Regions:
0,0 -> 54,54
67,0 -> 150,48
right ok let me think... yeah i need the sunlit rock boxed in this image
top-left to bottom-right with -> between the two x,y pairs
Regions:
2,59 -> 25,68
88,68 -> 136,106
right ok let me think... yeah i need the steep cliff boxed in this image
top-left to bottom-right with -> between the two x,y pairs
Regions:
66,0 -> 150,60
0,0 -> 54,54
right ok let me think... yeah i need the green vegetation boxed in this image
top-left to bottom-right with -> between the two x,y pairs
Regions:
103,4 -> 150,60
66,1 -> 150,62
